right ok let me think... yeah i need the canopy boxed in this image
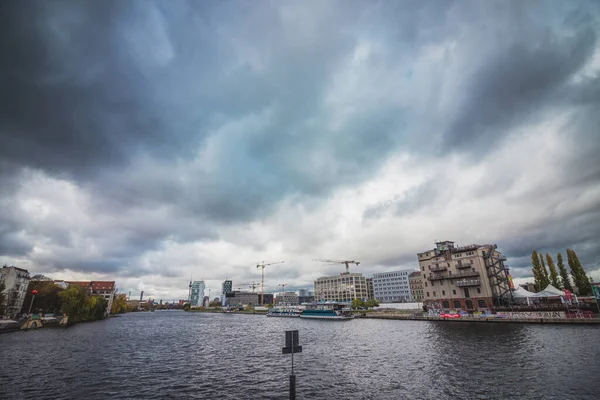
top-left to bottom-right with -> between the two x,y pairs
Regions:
531,284 -> 564,298
511,286 -> 536,299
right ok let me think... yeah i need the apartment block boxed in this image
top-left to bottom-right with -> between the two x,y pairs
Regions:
372,270 -> 414,303
314,273 -> 369,302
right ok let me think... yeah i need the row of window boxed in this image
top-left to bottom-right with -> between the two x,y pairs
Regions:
440,299 -> 486,308
426,288 -> 481,297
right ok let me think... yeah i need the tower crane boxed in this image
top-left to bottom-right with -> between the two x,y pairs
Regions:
256,261 -> 284,305
250,281 -> 261,293
314,259 -> 360,275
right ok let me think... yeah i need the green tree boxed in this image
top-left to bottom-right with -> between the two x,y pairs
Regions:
21,281 -> 63,315
545,253 -> 560,288
111,293 -> 129,314
567,249 -> 592,295
351,298 -> 365,309
557,252 -> 572,291
58,285 -> 87,321
539,253 -> 549,282
365,298 -> 380,309
531,250 -> 549,291
183,303 -> 191,311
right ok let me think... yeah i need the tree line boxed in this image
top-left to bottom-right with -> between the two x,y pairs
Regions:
18,280 -> 108,323
530,249 -> 593,295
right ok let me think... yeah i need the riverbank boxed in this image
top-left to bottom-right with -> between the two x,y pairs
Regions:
361,313 -> 600,324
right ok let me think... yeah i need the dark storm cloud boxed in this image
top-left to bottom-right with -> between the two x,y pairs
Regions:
0,0 -> 599,292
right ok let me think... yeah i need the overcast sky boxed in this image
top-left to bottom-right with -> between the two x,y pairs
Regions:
1,0 -> 599,301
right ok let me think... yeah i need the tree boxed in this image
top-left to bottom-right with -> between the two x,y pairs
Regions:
531,250 -> 549,291
351,298 -> 365,309
20,281 -> 62,315
58,286 -> 87,321
539,253 -> 549,283
545,253 -> 560,288
557,252 -> 572,292
365,298 -> 380,309
567,249 -> 592,295
111,293 -> 129,314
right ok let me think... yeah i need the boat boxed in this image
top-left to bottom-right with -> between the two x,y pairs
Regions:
299,302 -> 354,320
266,306 -> 301,317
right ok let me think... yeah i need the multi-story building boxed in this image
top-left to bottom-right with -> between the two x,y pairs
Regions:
372,270 -> 413,303
297,289 -> 314,304
1,266 -> 31,319
221,280 -> 233,306
366,278 -> 374,300
261,293 -> 274,305
276,292 -> 299,306
409,271 -> 424,302
314,273 -> 369,302
226,291 -> 259,306
418,241 -> 511,311
190,281 -> 205,307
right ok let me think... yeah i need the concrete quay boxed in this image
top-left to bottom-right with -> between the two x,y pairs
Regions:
361,313 -> 600,325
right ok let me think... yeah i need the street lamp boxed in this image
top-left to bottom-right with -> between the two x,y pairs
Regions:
28,289 -> 38,315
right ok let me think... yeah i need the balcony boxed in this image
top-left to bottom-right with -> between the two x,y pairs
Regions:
428,273 -> 446,281
456,279 -> 481,287
457,262 -> 472,269
452,271 -> 480,279
431,265 -> 447,272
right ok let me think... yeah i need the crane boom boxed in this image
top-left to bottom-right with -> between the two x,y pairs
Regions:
314,259 -> 360,274
256,260 -> 284,305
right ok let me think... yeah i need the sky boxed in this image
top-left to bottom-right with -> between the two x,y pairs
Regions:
1,0 -> 599,301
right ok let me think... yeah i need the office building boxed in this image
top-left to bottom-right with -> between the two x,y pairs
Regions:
276,292 -> 299,306
409,271 -> 424,302
226,291 -> 259,306
418,241 -> 511,311
1,266 -> 31,319
190,280 -> 205,307
314,273 -> 369,302
297,289 -> 314,304
261,293 -> 274,305
372,270 -> 413,303
366,278 -> 374,300
221,280 -> 233,306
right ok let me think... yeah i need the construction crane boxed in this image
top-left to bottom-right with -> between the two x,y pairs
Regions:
315,259 -> 360,275
278,283 -> 287,293
256,261 -> 284,305
250,281 -> 261,293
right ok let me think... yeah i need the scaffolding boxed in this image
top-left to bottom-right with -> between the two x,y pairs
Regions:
484,244 -> 513,306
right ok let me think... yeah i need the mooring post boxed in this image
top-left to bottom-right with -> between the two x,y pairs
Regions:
283,330 -> 301,400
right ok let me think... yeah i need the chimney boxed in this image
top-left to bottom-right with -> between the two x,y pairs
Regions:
140,291 -> 144,302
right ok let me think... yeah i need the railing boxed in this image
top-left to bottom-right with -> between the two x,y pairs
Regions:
428,274 -> 446,281
453,271 -> 480,279
456,279 -> 481,287
457,263 -> 472,269
431,265 -> 447,272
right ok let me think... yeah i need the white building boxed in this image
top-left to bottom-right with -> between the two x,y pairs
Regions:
276,292 -> 299,306
190,280 -> 205,307
314,273 -> 369,302
1,266 -> 31,319
372,270 -> 414,303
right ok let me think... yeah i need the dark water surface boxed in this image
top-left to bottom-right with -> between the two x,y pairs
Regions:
1,311 -> 599,399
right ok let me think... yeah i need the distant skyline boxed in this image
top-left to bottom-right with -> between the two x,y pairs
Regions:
1,1 -> 599,300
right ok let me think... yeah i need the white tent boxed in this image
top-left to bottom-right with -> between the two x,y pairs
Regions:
511,286 -> 536,299
531,284 -> 564,298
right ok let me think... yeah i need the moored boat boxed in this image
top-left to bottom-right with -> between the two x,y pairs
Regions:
300,302 -> 354,320
266,306 -> 301,317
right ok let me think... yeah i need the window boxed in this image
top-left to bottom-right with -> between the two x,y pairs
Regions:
452,290 -> 456,295
421,266 -> 424,271
426,292 -> 430,297
478,300 -> 486,308
453,300 -> 461,308
425,282 -> 427,287
477,288 -> 481,294
442,290 -> 446,296
442,300 -> 450,308
428,265 -> 431,270
466,300 -> 473,309
433,291 -> 436,296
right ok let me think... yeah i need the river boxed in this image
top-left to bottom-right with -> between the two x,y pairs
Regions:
1,311 -> 598,399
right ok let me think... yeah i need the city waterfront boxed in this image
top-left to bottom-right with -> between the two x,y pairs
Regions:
1,311 -> 599,399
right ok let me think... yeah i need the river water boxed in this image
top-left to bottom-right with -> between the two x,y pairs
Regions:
1,311 -> 598,399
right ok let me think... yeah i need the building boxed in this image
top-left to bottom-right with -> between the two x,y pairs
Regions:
409,271 -> 424,302
276,292 -> 299,306
366,278 -> 374,300
418,241 -> 512,311
1,266 -> 31,319
314,273 -> 370,302
66,281 -> 116,315
190,281 -> 205,307
520,282 -> 536,293
297,289 -> 314,304
261,293 -> 274,305
221,280 -> 233,306
202,296 -> 210,307
226,291 -> 259,306
372,270 -> 414,303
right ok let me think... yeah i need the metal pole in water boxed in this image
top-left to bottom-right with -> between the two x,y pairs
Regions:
283,330 -> 301,400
